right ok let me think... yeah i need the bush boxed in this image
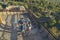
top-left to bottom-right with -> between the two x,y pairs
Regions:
0,2 -> 2,5
49,27 -> 60,38
8,1 -> 14,5
47,5 -> 53,10
18,2 -> 24,5
24,4 -> 28,9
1,4 -> 7,9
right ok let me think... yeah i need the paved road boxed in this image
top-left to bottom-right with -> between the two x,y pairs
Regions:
22,25 -> 53,40
22,14 -> 55,40
23,28 -> 53,40
0,14 -> 55,40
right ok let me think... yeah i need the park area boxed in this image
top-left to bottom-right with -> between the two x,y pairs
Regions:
0,0 -> 60,40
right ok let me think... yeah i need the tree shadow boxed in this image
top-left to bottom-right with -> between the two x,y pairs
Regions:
0,23 -> 11,40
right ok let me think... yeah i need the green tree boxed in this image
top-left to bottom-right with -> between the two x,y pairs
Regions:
1,4 -> 7,9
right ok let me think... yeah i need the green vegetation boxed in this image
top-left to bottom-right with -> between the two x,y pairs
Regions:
0,0 -> 60,40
